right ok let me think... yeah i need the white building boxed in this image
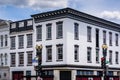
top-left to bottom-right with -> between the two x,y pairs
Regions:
8,8 -> 120,80
9,19 -> 36,80
0,19 -> 10,80
31,8 -> 120,80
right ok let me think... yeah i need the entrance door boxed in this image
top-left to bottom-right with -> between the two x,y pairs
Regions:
60,71 -> 71,80
12,71 -> 23,80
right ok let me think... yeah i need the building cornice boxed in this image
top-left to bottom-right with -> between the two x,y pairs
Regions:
31,8 -> 120,31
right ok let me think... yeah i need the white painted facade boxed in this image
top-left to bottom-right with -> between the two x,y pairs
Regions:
0,20 -> 10,80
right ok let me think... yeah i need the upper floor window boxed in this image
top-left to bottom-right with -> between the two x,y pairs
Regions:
10,36 -> 16,49
115,52 -> 119,64
74,23 -> 79,40
87,47 -> 92,63
46,45 -> 52,62
109,32 -> 112,46
18,35 -> 24,49
87,26 -> 92,42
109,50 -> 112,64
36,25 -> 42,41
96,49 -> 99,63
4,53 -> 7,65
0,35 -> 3,47
10,53 -> 16,67
46,23 -> 52,40
96,29 -> 99,47
27,20 -> 32,26
27,51 -> 32,66
11,23 -> 16,29
103,30 -> 106,44
19,22 -> 24,27
5,35 -> 8,46
115,34 -> 119,46
0,54 -> 3,66
56,21 -> 63,39
74,45 -> 79,62
27,34 -> 33,48
18,52 -> 24,66
56,44 -> 63,61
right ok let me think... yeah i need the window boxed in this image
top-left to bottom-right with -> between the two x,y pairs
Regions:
27,34 -> 33,48
19,22 -> 24,27
109,51 -> 112,64
10,36 -> 16,49
74,23 -> 79,40
87,26 -> 92,42
18,52 -> 24,66
11,23 -> 16,29
36,25 -> 42,41
5,35 -> 8,46
87,47 -> 92,63
18,35 -> 24,49
42,70 -> 53,76
27,51 -> 32,66
103,31 -> 106,44
96,49 -> 99,63
56,44 -> 63,61
27,20 -> 32,26
96,29 -> 99,47
115,52 -> 119,64
46,46 -> 52,61
46,23 -> 52,40
10,53 -> 16,67
4,53 -> 7,65
115,34 -> 119,46
109,32 -> 112,46
0,54 -> 3,66
77,70 -> 93,76
74,45 -> 79,61
56,21 -> 63,39
1,35 -> 3,47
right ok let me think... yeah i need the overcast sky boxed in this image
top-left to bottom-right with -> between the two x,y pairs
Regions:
0,0 -> 120,24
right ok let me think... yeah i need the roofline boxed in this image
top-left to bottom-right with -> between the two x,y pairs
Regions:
31,7 -> 120,28
10,18 -> 32,24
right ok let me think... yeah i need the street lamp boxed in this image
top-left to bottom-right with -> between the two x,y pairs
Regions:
102,44 -> 108,80
35,44 -> 43,79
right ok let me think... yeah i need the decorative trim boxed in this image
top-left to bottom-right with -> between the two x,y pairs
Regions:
42,64 -> 120,70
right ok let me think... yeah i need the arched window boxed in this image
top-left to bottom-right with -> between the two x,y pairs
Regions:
5,53 -> 7,65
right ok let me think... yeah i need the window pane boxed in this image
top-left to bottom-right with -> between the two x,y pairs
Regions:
36,25 -> 42,41
10,53 -> 16,67
27,51 -> 32,65
87,26 -> 91,42
74,23 -> 79,40
46,46 -> 52,61
56,22 -> 63,39
57,45 -> 63,60
18,35 -> 24,49
19,52 -> 24,66
10,36 -> 16,49
27,34 -> 32,48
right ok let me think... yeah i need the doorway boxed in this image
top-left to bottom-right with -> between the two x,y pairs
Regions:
60,71 -> 71,80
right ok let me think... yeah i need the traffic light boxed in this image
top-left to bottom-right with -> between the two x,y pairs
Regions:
101,57 -> 105,68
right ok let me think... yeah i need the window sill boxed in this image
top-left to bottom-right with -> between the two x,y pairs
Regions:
46,60 -> 52,62
87,40 -> 92,42
56,37 -> 63,39
56,59 -> 63,61
10,48 -> 16,50
27,64 -> 32,66
27,46 -> 33,48
10,65 -> 15,67
46,38 -> 52,40
87,61 -> 92,63
36,39 -> 42,42
18,65 -> 24,67
75,60 -> 79,62
18,47 -> 24,49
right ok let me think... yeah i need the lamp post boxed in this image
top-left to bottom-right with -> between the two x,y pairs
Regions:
35,44 -> 43,80
102,44 -> 108,80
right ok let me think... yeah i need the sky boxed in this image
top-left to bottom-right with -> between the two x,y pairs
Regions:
0,0 -> 120,24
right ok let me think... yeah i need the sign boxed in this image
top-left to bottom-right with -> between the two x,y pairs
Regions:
32,57 -> 38,66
